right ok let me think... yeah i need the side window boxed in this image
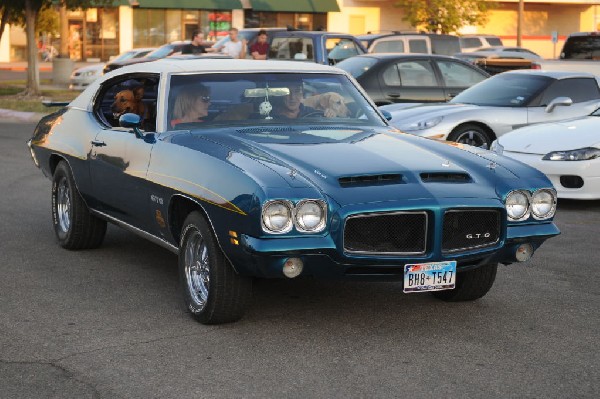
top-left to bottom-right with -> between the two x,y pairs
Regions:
269,37 -> 315,61
539,78 -> 600,105
327,38 -> 363,64
437,60 -> 487,87
382,64 -> 401,86
94,75 -> 159,131
460,37 -> 483,49
397,61 -> 437,87
408,39 -> 429,54
371,40 -> 405,53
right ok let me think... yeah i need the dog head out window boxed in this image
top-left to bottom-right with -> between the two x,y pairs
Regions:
96,76 -> 159,131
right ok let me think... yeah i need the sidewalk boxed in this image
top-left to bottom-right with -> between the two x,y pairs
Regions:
0,61 -> 101,72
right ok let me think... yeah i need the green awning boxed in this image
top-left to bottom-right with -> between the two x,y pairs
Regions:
114,0 -> 242,9
250,0 -> 340,13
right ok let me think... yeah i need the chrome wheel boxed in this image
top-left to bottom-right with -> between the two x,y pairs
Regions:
453,129 -> 490,149
184,230 -> 210,310
56,176 -> 71,233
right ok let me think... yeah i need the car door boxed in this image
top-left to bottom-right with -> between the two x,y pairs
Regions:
527,77 -> 600,125
89,74 -> 160,230
379,58 -> 445,103
435,59 -> 488,101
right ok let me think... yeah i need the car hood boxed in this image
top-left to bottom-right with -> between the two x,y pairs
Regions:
381,103 -> 487,124
186,127 -> 531,207
499,116 -> 600,154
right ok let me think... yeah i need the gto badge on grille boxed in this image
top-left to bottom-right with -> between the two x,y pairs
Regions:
466,233 -> 491,239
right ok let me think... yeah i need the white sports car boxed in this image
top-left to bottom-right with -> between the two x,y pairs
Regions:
493,111 -> 600,199
380,70 -> 600,149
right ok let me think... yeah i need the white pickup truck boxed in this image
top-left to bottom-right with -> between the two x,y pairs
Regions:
531,32 -> 600,76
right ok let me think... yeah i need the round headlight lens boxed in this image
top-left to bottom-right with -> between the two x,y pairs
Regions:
531,189 -> 556,219
262,201 -> 293,233
506,190 -> 530,220
295,200 -> 326,232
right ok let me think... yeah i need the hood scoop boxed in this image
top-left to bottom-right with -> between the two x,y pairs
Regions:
339,173 -> 403,187
420,172 -> 471,183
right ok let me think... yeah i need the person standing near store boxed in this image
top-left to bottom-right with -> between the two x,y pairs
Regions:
250,30 -> 269,60
209,28 -> 247,59
182,30 -> 207,55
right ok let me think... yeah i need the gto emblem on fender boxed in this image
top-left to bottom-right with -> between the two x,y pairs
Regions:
466,233 -> 491,239
150,194 -> 164,205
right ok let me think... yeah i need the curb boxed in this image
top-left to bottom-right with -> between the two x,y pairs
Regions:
0,108 -> 46,123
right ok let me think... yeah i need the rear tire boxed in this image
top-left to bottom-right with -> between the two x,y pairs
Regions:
179,211 -> 252,324
432,263 -> 497,302
52,161 -> 106,249
448,124 -> 494,149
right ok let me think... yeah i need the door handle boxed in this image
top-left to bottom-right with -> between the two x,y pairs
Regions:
387,93 -> 401,98
91,140 -> 106,147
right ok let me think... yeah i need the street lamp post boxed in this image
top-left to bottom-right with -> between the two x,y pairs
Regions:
517,0 -> 524,47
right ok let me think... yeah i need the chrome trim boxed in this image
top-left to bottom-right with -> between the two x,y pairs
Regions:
343,211 -> 428,256
90,209 -> 179,254
441,209 -> 501,254
505,190 -> 531,222
531,188 -> 557,220
293,199 -> 327,233
261,199 -> 294,234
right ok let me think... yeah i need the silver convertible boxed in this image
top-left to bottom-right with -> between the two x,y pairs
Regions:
380,70 -> 600,148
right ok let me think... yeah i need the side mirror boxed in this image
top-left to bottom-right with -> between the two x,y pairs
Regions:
119,113 -> 144,139
380,109 -> 392,121
545,96 -> 572,113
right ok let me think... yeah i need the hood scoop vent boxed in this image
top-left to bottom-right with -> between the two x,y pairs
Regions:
339,173 -> 403,187
236,126 -> 297,134
420,172 -> 471,183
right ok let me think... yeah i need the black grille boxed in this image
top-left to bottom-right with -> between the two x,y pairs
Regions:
344,212 -> 427,254
339,174 -> 402,187
442,209 -> 501,253
421,172 -> 471,183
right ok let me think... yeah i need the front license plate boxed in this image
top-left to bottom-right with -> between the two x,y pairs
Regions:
403,261 -> 456,293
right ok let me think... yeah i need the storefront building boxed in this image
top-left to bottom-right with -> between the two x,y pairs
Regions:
0,0 -> 339,62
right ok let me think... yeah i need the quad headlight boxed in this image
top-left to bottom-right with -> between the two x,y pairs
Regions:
531,189 -> 557,220
542,147 -> 600,161
262,200 -> 293,234
295,200 -> 327,232
505,189 -> 557,221
262,199 -> 327,234
505,190 -> 530,221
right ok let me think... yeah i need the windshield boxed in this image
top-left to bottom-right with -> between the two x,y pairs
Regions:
336,57 -> 378,78
561,36 -> 600,59
147,45 -> 174,59
167,73 -> 385,131
451,73 -> 552,107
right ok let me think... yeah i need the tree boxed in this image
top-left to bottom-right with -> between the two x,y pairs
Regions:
0,0 -> 23,44
395,0 -> 495,34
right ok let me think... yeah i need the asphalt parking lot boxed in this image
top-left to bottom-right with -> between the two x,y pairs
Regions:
1,121 -> 598,398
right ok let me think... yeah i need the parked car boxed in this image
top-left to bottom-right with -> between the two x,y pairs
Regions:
380,70 -> 600,149
456,46 -> 542,62
363,33 -> 461,56
69,48 -> 155,90
531,32 -> 600,74
268,31 -> 366,64
27,59 -> 559,324
103,42 -> 190,74
459,35 -> 503,52
356,31 -> 419,49
493,110 -> 600,199
337,53 -> 489,105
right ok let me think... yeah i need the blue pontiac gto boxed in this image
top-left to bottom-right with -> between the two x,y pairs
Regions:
28,59 -> 559,324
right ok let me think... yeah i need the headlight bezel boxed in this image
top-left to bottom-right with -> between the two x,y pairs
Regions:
401,116 -> 443,132
530,188 -> 557,220
505,190 -> 531,221
294,199 -> 327,233
261,199 -> 294,234
261,199 -> 328,234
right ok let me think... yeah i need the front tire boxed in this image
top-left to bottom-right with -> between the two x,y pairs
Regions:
432,263 -> 497,302
179,211 -> 252,324
52,161 -> 106,249
448,124 -> 494,149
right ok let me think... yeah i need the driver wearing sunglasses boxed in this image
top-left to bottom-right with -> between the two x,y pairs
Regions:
170,84 -> 211,129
